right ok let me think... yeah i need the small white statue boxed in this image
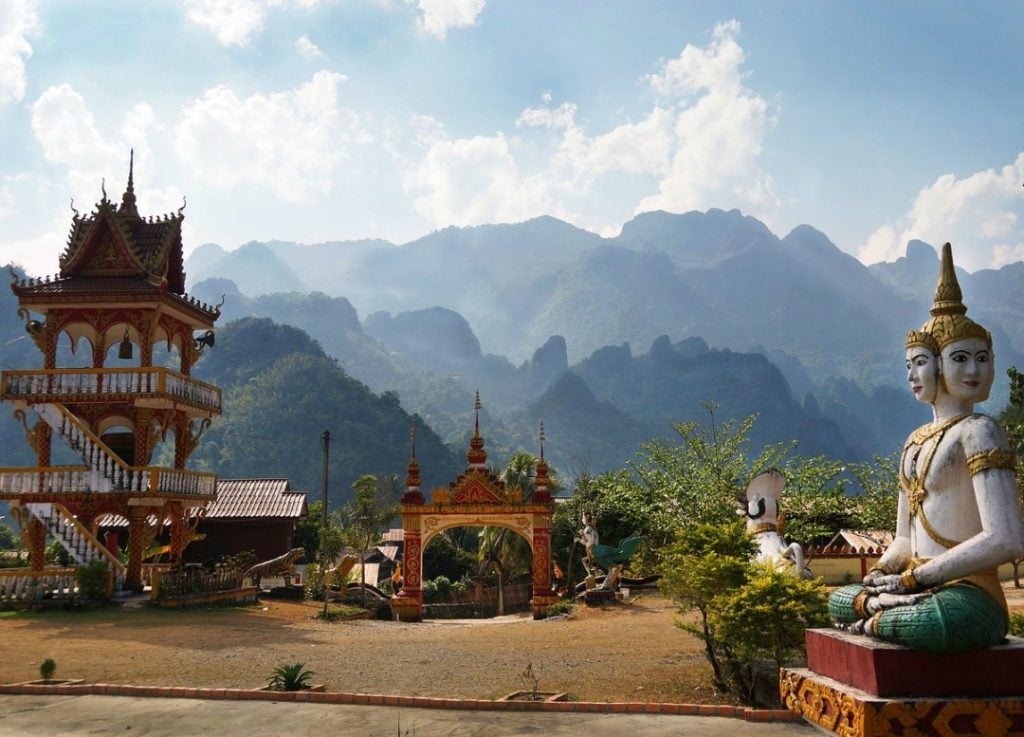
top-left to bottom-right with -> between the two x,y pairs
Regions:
738,469 -> 813,579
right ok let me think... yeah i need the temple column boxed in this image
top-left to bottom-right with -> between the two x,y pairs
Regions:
391,526 -> 423,621
126,506 -> 147,592
27,518 -> 47,572
530,514 -> 558,619
168,502 -> 186,563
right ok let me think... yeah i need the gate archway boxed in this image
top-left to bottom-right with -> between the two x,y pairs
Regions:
391,405 -> 558,621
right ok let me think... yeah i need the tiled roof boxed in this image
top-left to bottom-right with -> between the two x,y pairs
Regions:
825,529 -> 894,552
208,478 -> 308,519
11,277 -> 220,320
97,478 -> 307,527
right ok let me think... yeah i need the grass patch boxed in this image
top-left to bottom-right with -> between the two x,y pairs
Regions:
314,603 -> 367,621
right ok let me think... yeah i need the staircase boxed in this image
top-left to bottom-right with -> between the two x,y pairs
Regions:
33,403 -> 149,493
25,502 -> 125,586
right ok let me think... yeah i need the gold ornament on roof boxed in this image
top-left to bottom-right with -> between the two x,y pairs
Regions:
918,242 -> 991,350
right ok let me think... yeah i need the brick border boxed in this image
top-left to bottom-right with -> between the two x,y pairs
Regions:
0,682 -> 799,722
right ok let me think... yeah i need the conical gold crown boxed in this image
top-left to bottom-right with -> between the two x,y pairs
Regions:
919,243 -> 990,350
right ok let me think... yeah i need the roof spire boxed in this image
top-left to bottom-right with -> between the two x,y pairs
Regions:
467,391 -> 487,467
120,148 -> 139,218
405,418 -> 422,492
534,420 -> 551,501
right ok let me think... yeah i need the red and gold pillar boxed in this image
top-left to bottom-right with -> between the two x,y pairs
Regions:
391,527 -> 423,621
530,514 -> 559,619
126,506 -> 147,592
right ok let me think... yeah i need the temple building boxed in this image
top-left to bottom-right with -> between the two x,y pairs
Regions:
0,153 -> 222,591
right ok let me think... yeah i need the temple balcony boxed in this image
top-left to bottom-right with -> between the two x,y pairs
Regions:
0,465 -> 218,501
1,368 -> 222,416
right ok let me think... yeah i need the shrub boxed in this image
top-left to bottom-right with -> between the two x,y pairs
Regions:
1010,612 -> 1024,637
303,562 -> 324,601
546,599 -> 573,616
266,662 -> 315,691
45,540 -> 72,567
39,659 -> 56,682
75,560 -> 111,600
660,520 -> 828,707
422,575 -> 452,604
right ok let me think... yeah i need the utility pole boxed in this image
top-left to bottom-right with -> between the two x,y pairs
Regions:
321,430 -> 330,618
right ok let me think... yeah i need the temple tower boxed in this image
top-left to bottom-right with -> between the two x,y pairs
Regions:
0,154 -> 222,591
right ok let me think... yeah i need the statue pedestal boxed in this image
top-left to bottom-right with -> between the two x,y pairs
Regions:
782,629 -> 1024,736
583,589 -> 617,605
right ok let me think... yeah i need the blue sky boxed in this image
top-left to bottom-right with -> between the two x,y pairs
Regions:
2,1 -> 1023,277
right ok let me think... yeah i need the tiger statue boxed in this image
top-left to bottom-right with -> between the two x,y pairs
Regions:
243,547 -> 305,588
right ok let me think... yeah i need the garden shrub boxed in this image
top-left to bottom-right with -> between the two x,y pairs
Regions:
75,560 -> 111,600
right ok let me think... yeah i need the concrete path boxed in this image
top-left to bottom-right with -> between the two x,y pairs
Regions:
0,694 -> 815,736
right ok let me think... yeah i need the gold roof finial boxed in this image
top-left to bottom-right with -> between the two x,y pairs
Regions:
919,243 -> 990,350
405,418 -> 421,489
468,391 -> 486,466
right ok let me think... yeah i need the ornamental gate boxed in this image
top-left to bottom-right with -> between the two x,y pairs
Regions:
391,407 -> 558,621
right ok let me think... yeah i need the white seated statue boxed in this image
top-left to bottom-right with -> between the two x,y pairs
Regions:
829,243 -> 1024,652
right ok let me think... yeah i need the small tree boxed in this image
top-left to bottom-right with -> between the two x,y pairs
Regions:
712,565 -> 829,704
659,520 -> 756,692
343,474 -> 399,607
660,520 -> 828,707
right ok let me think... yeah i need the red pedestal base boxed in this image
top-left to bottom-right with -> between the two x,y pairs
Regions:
806,628 -> 1024,698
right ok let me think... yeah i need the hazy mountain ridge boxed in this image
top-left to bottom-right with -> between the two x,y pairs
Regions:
186,209 -> 1024,396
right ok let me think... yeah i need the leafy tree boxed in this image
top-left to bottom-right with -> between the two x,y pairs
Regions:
342,474 -> 399,606
999,366 -> 1024,584
293,500 -> 323,560
659,520 -> 756,692
660,520 -> 828,706
0,521 -> 20,551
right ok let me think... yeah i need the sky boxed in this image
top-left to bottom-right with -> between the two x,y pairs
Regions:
2,1 -> 1024,278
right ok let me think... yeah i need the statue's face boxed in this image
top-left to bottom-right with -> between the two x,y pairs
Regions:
906,347 -> 939,404
940,337 -> 994,404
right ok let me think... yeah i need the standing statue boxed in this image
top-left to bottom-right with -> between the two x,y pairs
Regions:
577,511 -> 642,592
829,243 -> 1024,652
738,469 -> 813,579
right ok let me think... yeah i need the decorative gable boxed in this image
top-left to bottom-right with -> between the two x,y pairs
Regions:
449,470 -> 507,505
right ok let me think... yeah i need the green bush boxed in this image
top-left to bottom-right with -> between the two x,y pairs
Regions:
45,540 -> 73,567
303,562 -> 324,601
39,659 -> 56,682
422,575 -> 452,604
1010,612 -> 1024,637
546,598 -> 574,616
266,662 -> 315,691
75,560 -> 111,600
660,520 -> 828,707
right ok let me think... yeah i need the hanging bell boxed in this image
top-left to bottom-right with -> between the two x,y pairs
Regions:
118,328 -> 133,360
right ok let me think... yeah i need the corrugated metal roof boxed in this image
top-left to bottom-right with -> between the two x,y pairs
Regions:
96,478 -> 307,527
826,529 -> 894,552
210,478 -> 307,519
377,545 -> 400,562
380,528 -> 404,543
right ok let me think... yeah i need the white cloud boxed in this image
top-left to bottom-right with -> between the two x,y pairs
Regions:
30,84 -> 123,194
406,118 -> 564,226
0,0 -> 40,106
858,153 -> 1024,271
411,0 -> 485,39
636,20 -> 776,219
296,34 -> 326,60
183,0 -> 276,47
175,71 -> 361,202
408,20 -> 776,235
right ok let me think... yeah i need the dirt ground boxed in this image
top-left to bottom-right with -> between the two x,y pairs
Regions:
0,593 -> 727,704
5,585 -> 1024,704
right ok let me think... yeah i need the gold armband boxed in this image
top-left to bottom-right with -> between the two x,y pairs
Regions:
868,562 -> 895,575
966,449 -> 1017,476
853,589 -> 872,619
900,568 -> 920,592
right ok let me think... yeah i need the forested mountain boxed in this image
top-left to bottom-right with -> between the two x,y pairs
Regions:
188,318 -> 463,505
187,209 -> 1024,401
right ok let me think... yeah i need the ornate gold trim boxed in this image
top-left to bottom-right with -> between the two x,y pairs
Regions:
966,449 -> 1017,476
749,522 -> 777,535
